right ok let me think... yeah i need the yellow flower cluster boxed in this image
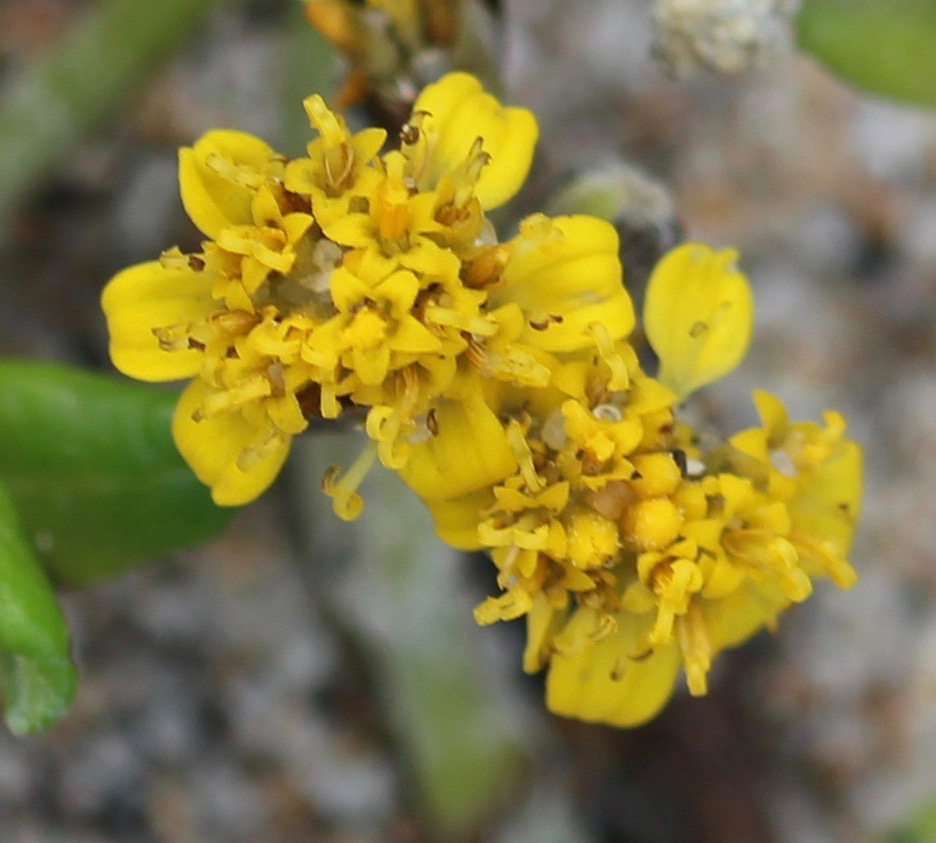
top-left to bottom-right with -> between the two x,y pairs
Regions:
101,73 -> 861,727
104,72 -> 537,506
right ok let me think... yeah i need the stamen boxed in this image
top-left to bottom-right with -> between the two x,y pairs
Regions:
506,420 -> 544,492
677,603 -> 711,696
236,427 -> 287,471
152,323 -> 193,352
540,408 -> 567,451
205,152 -> 263,189
321,441 -> 378,521
195,375 -> 272,420
474,587 -> 533,625
592,403 -> 623,423
589,322 -> 629,391
462,245 -> 509,289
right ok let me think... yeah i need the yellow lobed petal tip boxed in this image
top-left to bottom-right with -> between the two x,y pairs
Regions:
644,242 -> 754,399
545,609 -> 682,727
179,130 -> 279,240
173,381 -> 291,506
411,72 -> 538,211
101,261 -> 215,382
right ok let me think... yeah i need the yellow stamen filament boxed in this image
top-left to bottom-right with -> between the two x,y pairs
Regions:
677,602 -> 711,696
589,322 -> 629,391
322,442 -> 378,521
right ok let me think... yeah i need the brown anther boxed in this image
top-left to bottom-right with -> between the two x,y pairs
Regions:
585,480 -> 636,520
528,313 -> 564,332
211,309 -> 262,336
187,255 -> 206,271
297,384 -> 323,420
671,449 -> 688,476
580,454 -> 605,475
462,245 -> 509,289
187,337 -> 207,351
426,408 -> 439,436
400,123 -> 420,145
321,465 -> 340,491
348,196 -> 369,213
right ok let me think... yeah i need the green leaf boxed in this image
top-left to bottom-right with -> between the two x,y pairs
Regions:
0,481 -> 75,733
0,360 -> 234,585
798,0 -> 936,107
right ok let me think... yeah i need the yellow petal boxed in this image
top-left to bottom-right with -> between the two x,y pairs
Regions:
701,582 -> 788,653
173,380 -> 291,506
546,608 -> 681,727
179,130 -> 278,239
425,489 -> 494,550
644,243 -> 754,398
523,593 -> 566,673
391,316 -> 443,354
101,261 -> 215,381
398,375 -> 517,501
789,439 -> 862,558
497,215 -> 634,351
412,72 -> 538,210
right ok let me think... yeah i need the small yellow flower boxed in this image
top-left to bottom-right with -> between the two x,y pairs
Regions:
405,72 -> 538,210
102,73 -> 539,507
179,130 -> 286,239
643,242 -> 754,398
398,374 -> 520,503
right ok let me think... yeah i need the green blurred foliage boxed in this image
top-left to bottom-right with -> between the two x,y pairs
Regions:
0,361 -> 234,586
798,0 -> 936,107
0,481 -> 75,734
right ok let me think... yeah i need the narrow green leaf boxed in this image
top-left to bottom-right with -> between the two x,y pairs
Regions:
0,481 -> 76,733
798,0 -> 936,107
0,360 -> 234,585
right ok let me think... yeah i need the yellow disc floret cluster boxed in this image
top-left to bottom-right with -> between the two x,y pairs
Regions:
102,73 -> 861,728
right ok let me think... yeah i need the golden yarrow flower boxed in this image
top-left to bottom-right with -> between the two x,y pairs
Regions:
103,72 -> 538,506
410,239 -> 860,727
102,69 -> 861,732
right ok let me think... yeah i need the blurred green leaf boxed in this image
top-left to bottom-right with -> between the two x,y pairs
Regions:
0,481 -> 75,734
798,0 -> 936,107
887,799 -> 936,842
0,360 -> 234,585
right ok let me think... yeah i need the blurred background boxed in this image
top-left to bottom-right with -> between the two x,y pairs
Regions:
1,0 -> 936,840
